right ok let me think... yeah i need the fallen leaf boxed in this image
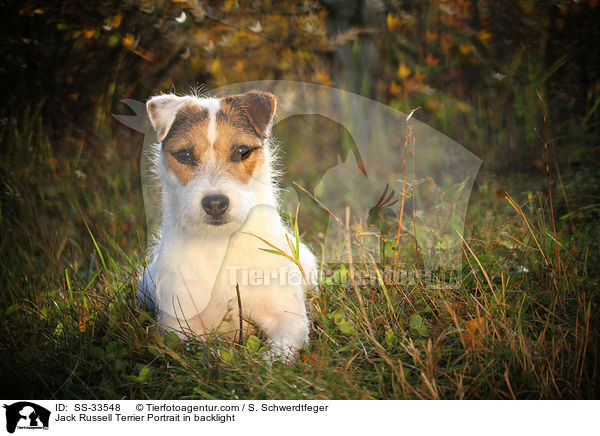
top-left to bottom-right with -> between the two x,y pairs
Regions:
425,30 -> 437,42
409,313 -> 430,337
464,317 -> 487,348
389,80 -> 402,95
397,62 -> 412,80
426,53 -> 440,66
79,315 -> 91,332
459,43 -> 472,56
477,29 -> 492,42
314,70 -> 333,87
122,33 -> 135,47
387,13 -> 400,31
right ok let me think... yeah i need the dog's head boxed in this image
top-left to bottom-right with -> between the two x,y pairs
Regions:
147,90 -> 277,233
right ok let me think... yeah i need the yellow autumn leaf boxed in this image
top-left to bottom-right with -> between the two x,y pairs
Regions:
458,43 -> 472,55
209,58 -> 221,75
456,101 -> 469,113
389,80 -> 402,95
425,30 -> 437,42
83,29 -> 96,39
386,13 -> 400,31
397,62 -> 412,79
111,15 -> 122,29
477,29 -> 492,42
314,70 -> 333,87
413,71 -> 424,84
122,33 -> 135,47
222,0 -> 238,12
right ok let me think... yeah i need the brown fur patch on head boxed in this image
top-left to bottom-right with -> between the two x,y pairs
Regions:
221,91 -> 277,138
163,105 -> 209,145
162,104 -> 209,186
161,98 -> 269,186
213,116 -> 265,184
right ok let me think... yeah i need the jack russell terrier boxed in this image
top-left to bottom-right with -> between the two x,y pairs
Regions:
137,90 -> 317,359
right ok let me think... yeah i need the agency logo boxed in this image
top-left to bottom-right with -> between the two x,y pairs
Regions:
3,402 -> 50,434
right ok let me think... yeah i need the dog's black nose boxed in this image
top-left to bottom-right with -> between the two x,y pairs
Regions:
201,194 -> 229,217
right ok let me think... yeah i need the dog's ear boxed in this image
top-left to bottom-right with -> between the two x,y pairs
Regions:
225,91 -> 277,138
147,94 -> 191,141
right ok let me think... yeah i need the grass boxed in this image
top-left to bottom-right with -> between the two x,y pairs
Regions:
1,93 -> 599,400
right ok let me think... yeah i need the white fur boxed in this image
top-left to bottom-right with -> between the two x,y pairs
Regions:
204,97 -> 220,146
138,94 -> 317,359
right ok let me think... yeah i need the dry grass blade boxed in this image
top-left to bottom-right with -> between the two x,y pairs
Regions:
505,193 -> 549,266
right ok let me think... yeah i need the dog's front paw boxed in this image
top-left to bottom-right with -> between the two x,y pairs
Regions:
263,339 -> 300,363
263,323 -> 309,364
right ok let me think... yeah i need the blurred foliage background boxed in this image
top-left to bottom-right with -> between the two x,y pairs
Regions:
4,0 -> 599,153
2,0 -> 599,273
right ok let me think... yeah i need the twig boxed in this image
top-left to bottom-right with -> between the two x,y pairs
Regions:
393,107 -> 419,280
292,181 -> 344,227
393,124 -> 409,280
236,284 -> 243,346
536,91 -> 559,276
410,126 -> 419,263
315,325 -> 340,347
504,366 -> 517,400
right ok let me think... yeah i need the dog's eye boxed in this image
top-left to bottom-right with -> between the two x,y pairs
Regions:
231,145 -> 256,162
171,149 -> 196,165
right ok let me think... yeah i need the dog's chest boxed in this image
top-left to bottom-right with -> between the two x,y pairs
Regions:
160,236 -> 229,289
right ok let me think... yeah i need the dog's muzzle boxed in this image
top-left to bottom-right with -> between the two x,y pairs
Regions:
201,194 -> 229,224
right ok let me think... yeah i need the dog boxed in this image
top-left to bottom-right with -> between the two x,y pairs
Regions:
136,90 -> 317,359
